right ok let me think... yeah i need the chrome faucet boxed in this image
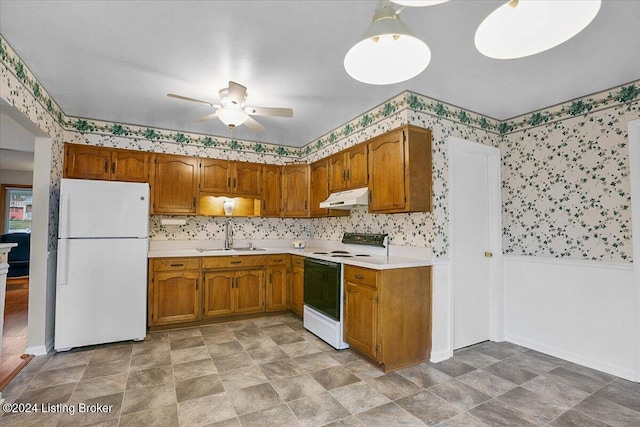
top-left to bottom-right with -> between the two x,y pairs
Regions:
224,218 -> 233,250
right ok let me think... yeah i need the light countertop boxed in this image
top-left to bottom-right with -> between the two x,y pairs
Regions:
148,240 -> 434,270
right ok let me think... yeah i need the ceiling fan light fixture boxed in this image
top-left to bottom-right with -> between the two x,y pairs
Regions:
344,2 -> 431,85
475,0 -> 601,59
216,107 -> 248,128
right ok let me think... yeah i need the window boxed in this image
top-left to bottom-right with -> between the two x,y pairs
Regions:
1,185 -> 33,234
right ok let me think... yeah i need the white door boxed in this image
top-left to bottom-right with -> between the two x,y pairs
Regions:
450,138 -> 502,350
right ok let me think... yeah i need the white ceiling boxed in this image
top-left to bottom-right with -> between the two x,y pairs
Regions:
1,0 -> 639,148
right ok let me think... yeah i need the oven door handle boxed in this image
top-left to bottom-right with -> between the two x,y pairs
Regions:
307,259 -> 340,267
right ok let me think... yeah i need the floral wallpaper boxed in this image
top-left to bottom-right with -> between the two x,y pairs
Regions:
2,31 -> 639,263
150,216 -> 311,241
501,92 -> 639,262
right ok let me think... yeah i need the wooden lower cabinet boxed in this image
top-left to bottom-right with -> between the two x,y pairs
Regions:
203,268 -> 264,318
290,255 -> 305,317
343,264 -> 432,372
266,265 -> 288,312
149,258 -> 200,326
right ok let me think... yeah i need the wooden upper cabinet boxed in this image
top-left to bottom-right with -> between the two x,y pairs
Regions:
282,164 -> 309,217
200,159 -> 230,194
200,159 -> 261,197
232,162 -> 261,197
328,143 -> 368,192
310,159 -> 330,217
368,125 -> 432,214
64,143 -> 149,182
65,144 -> 111,180
151,154 -> 199,214
112,150 -> 149,182
261,165 -> 282,217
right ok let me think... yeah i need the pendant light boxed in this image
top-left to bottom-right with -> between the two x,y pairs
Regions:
344,1 -> 431,85
475,0 -> 601,59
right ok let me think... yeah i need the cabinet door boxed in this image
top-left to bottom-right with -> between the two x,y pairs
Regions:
328,153 -> 346,192
202,271 -> 234,317
112,150 -> 149,182
266,265 -> 287,312
346,144 -> 368,189
261,165 -> 282,217
344,281 -> 378,359
233,162 -> 261,196
152,271 -> 200,324
290,266 -> 304,317
152,154 -> 199,214
235,269 -> 265,314
309,159 -> 329,217
282,164 -> 309,217
64,144 -> 111,180
368,130 -> 405,212
200,159 -> 230,194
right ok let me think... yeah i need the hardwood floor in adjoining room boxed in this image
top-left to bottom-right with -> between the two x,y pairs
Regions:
1,284 -> 30,389
1,314 -> 639,426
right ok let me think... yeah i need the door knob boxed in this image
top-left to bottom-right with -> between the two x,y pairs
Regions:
484,251 -> 493,258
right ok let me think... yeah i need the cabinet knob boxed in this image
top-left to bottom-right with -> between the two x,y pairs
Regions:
354,274 -> 364,279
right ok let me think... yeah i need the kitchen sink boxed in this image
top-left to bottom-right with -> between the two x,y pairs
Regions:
231,247 -> 266,251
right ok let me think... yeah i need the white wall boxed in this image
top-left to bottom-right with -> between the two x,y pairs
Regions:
504,255 -> 635,380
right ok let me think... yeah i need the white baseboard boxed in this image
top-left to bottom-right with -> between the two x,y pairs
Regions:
506,334 -> 636,381
430,348 -> 453,363
24,344 -> 49,356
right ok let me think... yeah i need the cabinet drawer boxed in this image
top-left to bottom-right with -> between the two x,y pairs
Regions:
202,255 -> 267,269
153,258 -> 200,271
268,255 -> 289,266
344,265 -> 378,287
290,255 -> 305,268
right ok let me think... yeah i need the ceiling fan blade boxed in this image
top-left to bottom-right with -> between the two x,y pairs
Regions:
227,81 -> 247,105
243,116 -> 265,132
244,106 -> 293,118
193,112 -> 218,123
167,93 -> 219,107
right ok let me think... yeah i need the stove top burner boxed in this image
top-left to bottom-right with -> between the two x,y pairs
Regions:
331,250 -> 349,254
331,254 -> 353,258
354,254 -> 371,257
312,251 -> 328,255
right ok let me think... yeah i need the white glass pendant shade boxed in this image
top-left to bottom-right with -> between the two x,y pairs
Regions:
216,107 -> 248,127
475,0 -> 601,59
390,0 -> 450,6
344,6 -> 431,85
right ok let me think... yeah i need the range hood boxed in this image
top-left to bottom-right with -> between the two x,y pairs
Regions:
319,187 -> 368,210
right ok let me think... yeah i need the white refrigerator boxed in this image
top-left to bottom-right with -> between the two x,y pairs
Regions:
55,178 -> 150,351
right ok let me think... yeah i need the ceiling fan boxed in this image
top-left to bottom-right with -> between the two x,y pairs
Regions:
167,81 -> 293,132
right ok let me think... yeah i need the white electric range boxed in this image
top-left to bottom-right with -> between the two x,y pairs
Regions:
302,233 -> 388,349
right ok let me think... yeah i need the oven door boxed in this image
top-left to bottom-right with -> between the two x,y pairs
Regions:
304,258 -> 341,321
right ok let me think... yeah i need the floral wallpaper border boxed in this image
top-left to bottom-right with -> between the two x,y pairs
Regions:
500,81 -> 640,134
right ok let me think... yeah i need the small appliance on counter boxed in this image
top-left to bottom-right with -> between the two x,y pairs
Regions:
292,240 -> 306,249
303,232 -> 388,349
55,178 -> 149,351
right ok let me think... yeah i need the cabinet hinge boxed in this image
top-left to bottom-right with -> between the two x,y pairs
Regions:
402,131 -> 406,143
404,195 -> 407,204
202,307 -> 205,314
151,313 -> 154,320
375,344 -> 380,354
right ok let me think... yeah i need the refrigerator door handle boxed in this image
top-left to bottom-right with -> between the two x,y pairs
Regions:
57,239 -> 69,285
59,192 -> 71,238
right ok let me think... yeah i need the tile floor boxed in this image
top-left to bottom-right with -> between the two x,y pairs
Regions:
1,314 -> 639,426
